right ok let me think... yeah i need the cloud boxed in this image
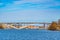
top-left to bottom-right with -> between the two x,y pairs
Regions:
0,0 -> 60,10
12,0 -> 60,9
0,0 -> 21,7
23,0 -> 53,3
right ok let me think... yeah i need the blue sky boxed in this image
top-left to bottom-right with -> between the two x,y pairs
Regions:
0,0 -> 60,22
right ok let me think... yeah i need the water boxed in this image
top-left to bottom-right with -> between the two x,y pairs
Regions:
0,29 -> 60,40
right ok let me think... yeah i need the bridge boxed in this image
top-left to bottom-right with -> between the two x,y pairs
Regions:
0,22 -> 51,28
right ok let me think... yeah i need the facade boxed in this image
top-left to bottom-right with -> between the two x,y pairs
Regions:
58,19 -> 60,25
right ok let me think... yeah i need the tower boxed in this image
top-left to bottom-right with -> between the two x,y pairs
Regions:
58,19 -> 60,25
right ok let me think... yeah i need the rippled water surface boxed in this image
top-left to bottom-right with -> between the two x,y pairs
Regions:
0,29 -> 60,40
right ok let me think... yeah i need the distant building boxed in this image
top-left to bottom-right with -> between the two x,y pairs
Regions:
58,19 -> 60,25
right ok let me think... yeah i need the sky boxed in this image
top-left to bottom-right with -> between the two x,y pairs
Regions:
0,0 -> 60,22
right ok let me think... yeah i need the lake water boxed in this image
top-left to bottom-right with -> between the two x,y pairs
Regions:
0,29 -> 60,40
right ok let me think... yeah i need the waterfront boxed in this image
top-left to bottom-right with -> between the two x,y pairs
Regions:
0,19 -> 60,30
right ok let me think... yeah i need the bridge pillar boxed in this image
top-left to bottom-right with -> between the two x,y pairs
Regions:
44,24 -> 45,28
